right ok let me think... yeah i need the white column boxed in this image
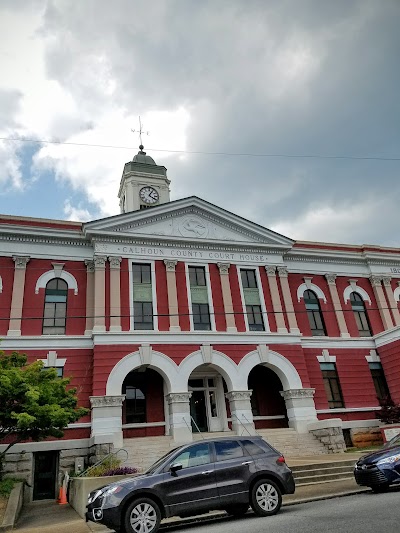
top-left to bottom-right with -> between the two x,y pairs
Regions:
325,273 -> 350,338
280,388 -> 318,433
277,266 -> 300,334
225,390 -> 256,435
84,260 -> 95,335
265,265 -> 287,333
382,276 -> 400,326
370,275 -> 394,330
93,256 -> 107,332
217,263 -> 237,332
90,395 -> 125,449
166,392 -> 193,444
8,256 -> 30,336
164,260 -> 181,332
109,256 -> 122,332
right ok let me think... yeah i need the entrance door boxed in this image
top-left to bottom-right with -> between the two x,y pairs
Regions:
33,451 -> 58,500
190,390 -> 208,432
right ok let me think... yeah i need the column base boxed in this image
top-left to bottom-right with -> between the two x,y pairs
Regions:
7,329 -> 21,336
277,327 -> 288,334
92,325 -> 106,332
226,326 -> 238,333
340,332 -> 351,338
109,325 -> 122,332
169,325 -> 181,332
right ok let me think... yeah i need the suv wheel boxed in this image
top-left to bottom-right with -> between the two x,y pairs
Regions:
124,497 -> 161,533
250,479 -> 282,517
224,504 -> 249,517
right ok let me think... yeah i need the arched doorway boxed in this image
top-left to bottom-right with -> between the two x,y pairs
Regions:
248,365 -> 288,429
122,367 -> 165,438
188,365 -> 229,433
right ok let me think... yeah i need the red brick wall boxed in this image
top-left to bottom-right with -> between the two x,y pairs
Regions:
0,256 -> 14,336
155,260 -> 169,331
209,263 -> 226,331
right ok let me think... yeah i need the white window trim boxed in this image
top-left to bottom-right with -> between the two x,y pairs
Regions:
317,349 -> 336,363
297,282 -> 327,303
185,263 -> 216,331
35,269 -> 78,295
366,349 -> 381,363
39,350 -> 66,368
393,285 -> 400,303
236,265 -> 270,333
129,258 -> 158,332
0,275 -> 2,293
343,282 -> 371,305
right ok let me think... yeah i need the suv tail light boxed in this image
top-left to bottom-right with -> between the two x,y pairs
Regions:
276,455 -> 286,464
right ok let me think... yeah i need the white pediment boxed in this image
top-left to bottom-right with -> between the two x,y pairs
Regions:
85,197 -> 293,248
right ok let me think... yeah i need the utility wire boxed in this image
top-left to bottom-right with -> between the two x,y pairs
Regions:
0,136 -> 399,162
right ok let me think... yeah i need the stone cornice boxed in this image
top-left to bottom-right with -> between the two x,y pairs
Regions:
280,388 -> 315,400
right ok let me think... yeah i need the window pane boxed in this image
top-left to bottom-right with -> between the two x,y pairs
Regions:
241,439 -> 265,456
215,440 -> 244,461
173,443 -> 211,469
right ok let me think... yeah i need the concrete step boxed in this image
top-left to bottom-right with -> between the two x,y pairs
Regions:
257,428 -> 327,456
291,459 -> 356,485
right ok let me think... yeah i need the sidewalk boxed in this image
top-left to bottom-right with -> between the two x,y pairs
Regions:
11,454 -> 368,533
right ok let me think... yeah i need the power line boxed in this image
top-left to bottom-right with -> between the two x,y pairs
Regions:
1,136 -> 399,162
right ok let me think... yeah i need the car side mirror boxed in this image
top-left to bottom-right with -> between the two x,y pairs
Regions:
170,462 -> 183,474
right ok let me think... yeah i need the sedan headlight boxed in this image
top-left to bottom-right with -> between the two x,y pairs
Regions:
377,454 -> 400,466
103,485 -> 123,498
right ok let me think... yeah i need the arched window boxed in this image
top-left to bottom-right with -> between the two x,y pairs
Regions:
304,289 -> 326,336
350,292 -> 372,336
43,279 -> 68,335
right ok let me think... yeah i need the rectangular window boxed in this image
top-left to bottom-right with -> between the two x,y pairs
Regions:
246,304 -> 264,331
320,363 -> 344,409
192,303 -> 211,330
369,362 -> 390,402
43,302 -> 67,334
188,266 -> 211,331
132,263 -> 154,330
240,268 -> 265,331
125,385 -> 146,423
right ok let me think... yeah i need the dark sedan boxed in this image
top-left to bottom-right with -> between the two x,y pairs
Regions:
86,435 -> 295,533
354,432 -> 400,492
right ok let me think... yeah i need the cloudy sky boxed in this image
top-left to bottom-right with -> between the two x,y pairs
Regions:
1,0 -> 399,246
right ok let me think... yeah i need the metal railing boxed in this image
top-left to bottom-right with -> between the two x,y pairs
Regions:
77,447 -> 129,477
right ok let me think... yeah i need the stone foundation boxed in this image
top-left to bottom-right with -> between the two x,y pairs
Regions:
350,427 -> 383,448
308,418 -> 346,453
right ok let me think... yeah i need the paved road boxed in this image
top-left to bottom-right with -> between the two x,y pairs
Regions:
162,489 -> 400,533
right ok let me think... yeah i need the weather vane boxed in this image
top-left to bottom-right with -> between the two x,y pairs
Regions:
131,116 -> 149,152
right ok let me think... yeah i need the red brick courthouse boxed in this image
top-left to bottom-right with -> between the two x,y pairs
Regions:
1,147 -> 399,500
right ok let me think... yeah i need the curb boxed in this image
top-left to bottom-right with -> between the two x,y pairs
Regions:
0,483 -> 24,532
159,487 -> 370,530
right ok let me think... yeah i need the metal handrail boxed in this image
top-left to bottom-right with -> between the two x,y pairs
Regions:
231,413 -> 259,436
77,447 -> 129,477
182,416 -> 205,439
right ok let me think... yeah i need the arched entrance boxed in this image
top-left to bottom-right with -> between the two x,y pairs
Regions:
248,365 -> 288,429
188,365 -> 229,433
122,367 -> 166,438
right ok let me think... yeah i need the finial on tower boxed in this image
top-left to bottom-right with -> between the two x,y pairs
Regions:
131,116 -> 149,154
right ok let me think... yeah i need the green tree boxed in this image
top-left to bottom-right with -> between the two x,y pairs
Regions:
0,351 -> 89,476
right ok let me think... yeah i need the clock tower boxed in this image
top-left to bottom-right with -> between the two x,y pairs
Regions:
118,145 -> 171,213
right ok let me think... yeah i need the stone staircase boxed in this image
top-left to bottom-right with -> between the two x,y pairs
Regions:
290,459 -> 356,486
256,428 -> 327,456
123,436 -> 173,473
122,428 -> 329,472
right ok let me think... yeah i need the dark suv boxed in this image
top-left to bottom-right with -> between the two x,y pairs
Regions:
86,436 -> 295,533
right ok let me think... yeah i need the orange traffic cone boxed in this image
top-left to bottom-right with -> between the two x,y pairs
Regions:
57,485 -> 68,505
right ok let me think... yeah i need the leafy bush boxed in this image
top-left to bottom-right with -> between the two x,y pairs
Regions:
376,397 -> 400,424
0,478 -> 21,498
102,466 -> 138,476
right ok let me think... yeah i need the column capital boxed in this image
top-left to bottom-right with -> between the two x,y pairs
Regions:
370,275 -> 383,287
217,262 -> 230,275
225,390 -> 252,401
280,388 -> 315,400
382,276 -> 392,287
166,392 -> 192,404
85,259 -> 95,273
109,256 -> 122,269
265,265 -> 277,276
12,256 -> 30,269
93,255 -> 107,269
90,395 -> 125,408
277,266 -> 288,278
164,259 -> 178,272
325,273 -> 337,285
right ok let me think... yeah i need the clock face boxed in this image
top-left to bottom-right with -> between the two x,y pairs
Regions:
140,186 -> 159,204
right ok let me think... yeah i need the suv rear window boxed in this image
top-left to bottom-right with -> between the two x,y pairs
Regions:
241,439 -> 266,456
215,440 -> 244,461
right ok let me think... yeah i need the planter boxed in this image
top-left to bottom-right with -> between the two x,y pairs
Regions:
380,424 -> 400,443
69,475 -> 132,518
